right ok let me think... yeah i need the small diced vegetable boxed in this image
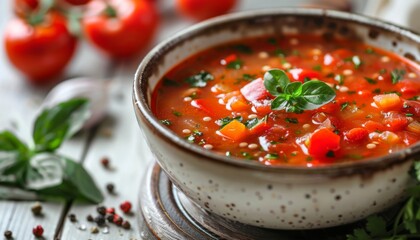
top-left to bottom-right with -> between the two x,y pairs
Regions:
407,121 -> 420,134
289,68 -> 321,82
221,54 -> 238,65
308,128 -> 340,159
373,93 -> 401,110
345,128 -> 369,143
226,96 -> 249,111
395,79 -> 420,95
191,98 -> 229,117
363,120 -> 386,133
378,131 -> 400,144
240,78 -> 270,101
383,112 -> 408,131
217,120 -> 247,141
249,117 -> 270,135
403,100 -> 420,117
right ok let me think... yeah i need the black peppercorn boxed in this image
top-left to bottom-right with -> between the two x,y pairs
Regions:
94,215 -> 106,226
68,213 -> 77,222
122,220 -> 131,230
4,230 -> 12,239
106,214 -> 114,223
106,183 -> 115,194
86,214 -> 94,222
96,206 -> 106,215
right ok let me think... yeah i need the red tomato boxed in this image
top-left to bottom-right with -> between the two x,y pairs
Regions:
83,0 -> 159,58
14,0 -> 39,17
4,12 -> 77,83
240,78 -> 271,101
308,128 -> 341,159
382,111 -> 408,131
396,79 -> 420,95
403,100 -> 420,117
345,128 -> 369,143
65,0 -> 91,5
176,0 -> 237,21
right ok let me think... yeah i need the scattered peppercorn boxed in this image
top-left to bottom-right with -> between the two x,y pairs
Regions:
31,202 -> 43,216
113,214 -> 123,226
122,220 -> 131,230
100,157 -> 110,168
94,215 -> 106,226
90,226 -> 99,234
68,213 -> 77,222
4,230 -> 12,239
32,225 -> 44,237
106,207 -> 115,215
120,201 -> 132,213
97,206 -> 106,215
106,183 -> 115,194
106,214 -> 114,223
86,214 -> 94,222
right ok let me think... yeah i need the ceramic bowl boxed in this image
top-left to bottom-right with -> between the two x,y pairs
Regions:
133,8 -> 420,229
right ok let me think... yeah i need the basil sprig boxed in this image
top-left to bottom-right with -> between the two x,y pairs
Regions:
264,69 -> 336,113
0,99 -> 103,203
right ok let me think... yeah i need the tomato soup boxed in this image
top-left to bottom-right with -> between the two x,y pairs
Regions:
152,35 -> 420,166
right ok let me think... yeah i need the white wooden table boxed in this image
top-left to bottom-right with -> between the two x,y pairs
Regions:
0,0 -> 417,239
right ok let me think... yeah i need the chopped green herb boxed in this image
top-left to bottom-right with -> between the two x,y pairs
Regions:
406,113 -> 414,117
347,91 -> 357,95
292,50 -> 300,56
326,73 -> 335,78
161,119 -> 171,126
364,77 -> 377,84
379,69 -> 387,74
245,116 -> 267,129
189,91 -> 198,99
227,59 -> 243,70
285,118 -> 298,124
264,69 -> 336,114
185,71 -> 214,87
372,88 -> 381,94
172,110 -> 182,117
326,150 -> 335,158
366,114 -> 373,119
334,74 -> 345,85
232,44 -> 253,54
291,152 -> 298,156
312,65 -> 322,72
241,152 -> 253,160
365,48 -> 375,54
186,130 -> 203,143
391,69 -> 406,84
352,56 -> 362,69
384,91 -> 402,96
340,102 -> 349,111
267,38 -> 277,45
265,153 -> 279,159
408,96 -> 419,100
163,78 -> 180,86
306,156 -> 313,162
274,48 -> 286,57
192,130 -> 203,136
242,73 -> 257,81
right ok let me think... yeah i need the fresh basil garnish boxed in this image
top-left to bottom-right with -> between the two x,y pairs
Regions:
391,69 -> 406,84
264,69 -> 336,113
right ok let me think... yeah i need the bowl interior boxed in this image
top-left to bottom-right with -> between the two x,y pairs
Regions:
133,8 -> 420,174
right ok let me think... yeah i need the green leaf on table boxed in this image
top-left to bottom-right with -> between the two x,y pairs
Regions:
26,154 -> 103,203
185,71 -> 214,87
346,229 -> 373,240
365,215 -> 387,237
33,98 -> 90,152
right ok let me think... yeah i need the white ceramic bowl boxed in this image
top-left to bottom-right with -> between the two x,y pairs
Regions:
133,9 -> 420,229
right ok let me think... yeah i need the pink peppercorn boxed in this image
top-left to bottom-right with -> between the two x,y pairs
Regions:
32,225 -> 44,237
120,201 -> 132,213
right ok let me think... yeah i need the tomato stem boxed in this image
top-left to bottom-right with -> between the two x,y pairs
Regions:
104,5 -> 117,18
27,0 -> 54,26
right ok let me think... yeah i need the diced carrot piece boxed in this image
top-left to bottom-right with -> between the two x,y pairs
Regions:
345,128 -> 369,143
363,120 -> 386,133
308,128 -> 340,159
191,98 -> 229,118
373,93 -> 402,110
226,96 -> 249,111
240,78 -> 270,101
217,120 -> 247,141
289,68 -> 321,82
382,111 -> 408,131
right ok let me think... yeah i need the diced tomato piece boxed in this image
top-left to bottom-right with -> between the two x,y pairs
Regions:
217,120 -> 247,141
289,68 -> 321,82
396,79 -> 420,95
373,93 -> 402,110
191,98 -> 229,117
308,128 -> 341,159
363,120 -> 386,133
251,99 -> 272,115
382,111 -> 408,131
323,49 -> 353,66
398,131 -> 419,145
249,119 -> 270,135
403,100 -> 420,117
240,78 -> 270,101
345,128 -> 369,143
221,54 -> 237,65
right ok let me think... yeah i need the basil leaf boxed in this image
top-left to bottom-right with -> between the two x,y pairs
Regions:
26,154 -> 103,203
33,99 -> 90,152
271,96 -> 289,110
284,82 -> 302,96
264,69 -> 290,96
300,80 -> 336,109
0,131 -> 28,154
185,71 -> 214,87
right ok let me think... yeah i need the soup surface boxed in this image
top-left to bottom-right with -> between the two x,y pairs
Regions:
152,35 -> 420,166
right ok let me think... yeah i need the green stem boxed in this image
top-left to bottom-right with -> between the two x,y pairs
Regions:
104,4 -> 117,18
27,0 -> 54,26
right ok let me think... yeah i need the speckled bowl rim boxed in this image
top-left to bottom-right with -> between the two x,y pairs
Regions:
133,8 -> 420,175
